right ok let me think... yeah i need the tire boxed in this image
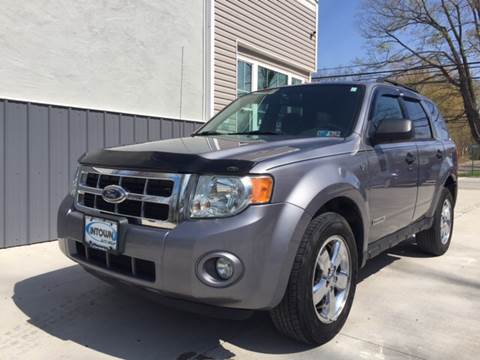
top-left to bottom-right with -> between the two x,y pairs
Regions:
416,188 -> 454,256
270,212 -> 358,345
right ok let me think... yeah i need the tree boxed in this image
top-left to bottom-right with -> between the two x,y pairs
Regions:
359,0 -> 480,143
416,75 -> 474,158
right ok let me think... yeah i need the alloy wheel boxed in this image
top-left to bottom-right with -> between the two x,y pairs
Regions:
312,235 -> 351,324
440,198 -> 453,245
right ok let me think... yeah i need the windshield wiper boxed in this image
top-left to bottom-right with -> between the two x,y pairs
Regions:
193,131 -> 224,136
228,131 -> 280,136
194,130 -> 280,136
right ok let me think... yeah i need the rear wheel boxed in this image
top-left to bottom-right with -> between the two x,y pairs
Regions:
270,212 -> 358,345
416,188 -> 454,256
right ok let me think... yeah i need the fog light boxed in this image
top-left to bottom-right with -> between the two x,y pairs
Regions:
216,257 -> 234,280
197,251 -> 243,287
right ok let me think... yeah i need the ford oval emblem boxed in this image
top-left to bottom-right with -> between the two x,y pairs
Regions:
102,185 -> 128,204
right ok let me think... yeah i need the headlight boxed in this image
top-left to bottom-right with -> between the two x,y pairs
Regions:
189,175 -> 273,218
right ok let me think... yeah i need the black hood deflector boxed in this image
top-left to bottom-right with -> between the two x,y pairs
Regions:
79,149 -> 255,175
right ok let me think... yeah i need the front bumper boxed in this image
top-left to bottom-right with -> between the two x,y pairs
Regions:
57,195 -> 310,310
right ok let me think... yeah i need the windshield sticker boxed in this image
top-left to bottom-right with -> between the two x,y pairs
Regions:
350,87 -> 358,92
317,130 -> 342,137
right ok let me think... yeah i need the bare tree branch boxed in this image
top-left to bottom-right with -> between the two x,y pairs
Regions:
358,0 -> 480,143
468,0 -> 480,42
384,29 -> 460,85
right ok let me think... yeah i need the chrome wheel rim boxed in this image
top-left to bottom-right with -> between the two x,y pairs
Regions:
440,198 -> 452,245
312,235 -> 351,324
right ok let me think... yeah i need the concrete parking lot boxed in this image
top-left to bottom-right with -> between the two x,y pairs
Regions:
1,179 -> 479,360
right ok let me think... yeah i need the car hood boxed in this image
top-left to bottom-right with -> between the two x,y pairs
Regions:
79,135 -> 348,174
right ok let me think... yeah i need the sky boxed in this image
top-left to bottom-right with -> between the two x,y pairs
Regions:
316,0 -> 367,71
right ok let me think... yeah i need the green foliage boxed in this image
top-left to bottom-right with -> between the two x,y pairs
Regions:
459,170 -> 480,177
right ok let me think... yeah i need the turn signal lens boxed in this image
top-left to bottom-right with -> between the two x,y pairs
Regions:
250,176 -> 273,204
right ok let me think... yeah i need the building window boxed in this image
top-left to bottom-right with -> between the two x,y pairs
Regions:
237,60 -> 252,97
257,66 -> 288,90
236,56 -> 306,98
291,77 -> 303,85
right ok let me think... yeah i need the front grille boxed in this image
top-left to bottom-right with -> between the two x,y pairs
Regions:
73,241 -> 156,282
75,166 -> 183,229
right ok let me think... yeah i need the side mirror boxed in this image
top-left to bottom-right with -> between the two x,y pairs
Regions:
372,119 -> 414,145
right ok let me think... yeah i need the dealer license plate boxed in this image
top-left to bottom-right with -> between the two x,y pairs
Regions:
84,216 -> 118,251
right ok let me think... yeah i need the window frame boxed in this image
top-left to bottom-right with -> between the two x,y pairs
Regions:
236,54 -> 306,97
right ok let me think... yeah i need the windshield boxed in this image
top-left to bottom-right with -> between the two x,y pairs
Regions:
196,84 -> 365,138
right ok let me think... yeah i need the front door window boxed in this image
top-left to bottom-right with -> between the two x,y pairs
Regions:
371,95 -> 403,127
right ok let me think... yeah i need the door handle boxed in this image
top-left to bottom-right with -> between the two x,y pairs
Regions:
436,149 -> 443,159
405,152 -> 416,165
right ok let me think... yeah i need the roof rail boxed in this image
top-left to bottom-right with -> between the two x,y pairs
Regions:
377,78 -> 419,94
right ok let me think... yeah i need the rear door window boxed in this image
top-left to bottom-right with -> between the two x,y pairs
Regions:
403,99 -> 433,140
424,100 -> 450,141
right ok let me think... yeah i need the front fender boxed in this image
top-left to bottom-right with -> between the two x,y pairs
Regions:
268,157 -> 370,264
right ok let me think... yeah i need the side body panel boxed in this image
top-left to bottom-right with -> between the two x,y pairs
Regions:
422,99 -> 458,216
361,85 -> 419,243
414,139 -> 444,219
366,143 -> 418,241
437,139 -> 458,210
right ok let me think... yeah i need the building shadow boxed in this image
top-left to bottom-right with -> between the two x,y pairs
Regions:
12,241 -> 427,359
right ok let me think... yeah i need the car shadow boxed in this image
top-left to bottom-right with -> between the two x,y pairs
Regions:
12,265 -> 311,359
357,239 -> 431,283
12,240 -> 427,359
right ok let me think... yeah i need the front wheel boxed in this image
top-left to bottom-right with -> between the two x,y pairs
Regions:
270,212 -> 358,345
416,188 -> 454,256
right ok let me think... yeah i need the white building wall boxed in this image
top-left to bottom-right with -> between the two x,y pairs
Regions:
0,0 -> 207,121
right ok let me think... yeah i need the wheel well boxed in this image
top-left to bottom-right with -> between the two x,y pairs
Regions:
444,176 -> 457,204
315,197 -> 365,266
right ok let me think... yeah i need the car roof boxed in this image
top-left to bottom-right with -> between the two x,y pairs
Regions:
306,80 -> 430,102
253,80 -> 432,105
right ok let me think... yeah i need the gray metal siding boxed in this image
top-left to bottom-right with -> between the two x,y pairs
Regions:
0,101 -> 4,248
0,98 -> 201,249
214,0 -> 317,112
5,102 -> 28,247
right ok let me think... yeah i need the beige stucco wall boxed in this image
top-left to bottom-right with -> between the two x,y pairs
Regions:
0,0 -> 207,121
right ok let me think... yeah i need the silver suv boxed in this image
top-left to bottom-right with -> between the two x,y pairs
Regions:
58,81 -> 457,345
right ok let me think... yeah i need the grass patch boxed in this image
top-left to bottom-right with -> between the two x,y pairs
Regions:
459,170 -> 480,177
